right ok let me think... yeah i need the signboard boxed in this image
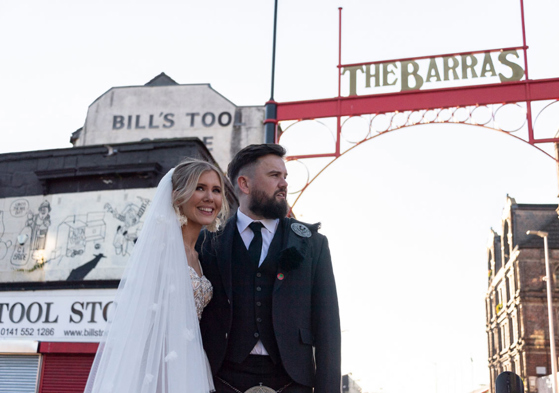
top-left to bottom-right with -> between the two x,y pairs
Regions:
0,289 -> 116,343
76,83 -> 265,171
0,189 -> 155,282
342,48 -> 526,96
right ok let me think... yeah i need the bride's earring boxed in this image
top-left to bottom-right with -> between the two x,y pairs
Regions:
174,206 -> 188,227
207,215 -> 221,232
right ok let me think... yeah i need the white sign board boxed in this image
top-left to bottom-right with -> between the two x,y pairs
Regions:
0,289 -> 116,343
77,83 -> 265,170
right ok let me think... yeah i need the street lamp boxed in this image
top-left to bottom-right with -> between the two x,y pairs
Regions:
527,230 -> 558,393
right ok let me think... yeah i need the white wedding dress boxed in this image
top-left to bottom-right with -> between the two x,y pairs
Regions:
84,170 -> 214,393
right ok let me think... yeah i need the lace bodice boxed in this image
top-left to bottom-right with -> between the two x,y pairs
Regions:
189,265 -> 213,320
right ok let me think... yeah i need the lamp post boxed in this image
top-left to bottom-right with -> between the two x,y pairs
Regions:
264,0 -> 279,143
527,230 -> 558,393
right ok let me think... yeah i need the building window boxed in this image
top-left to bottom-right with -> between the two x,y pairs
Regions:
503,221 -> 511,264
554,265 -> 559,290
503,322 -> 509,349
506,275 -> 514,302
488,250 -> 493,279
509,315 -> 515,346
497,280 -> 507,313
498,327 -> 503,352
508,273 -> 515,298
496,285 -> 505,312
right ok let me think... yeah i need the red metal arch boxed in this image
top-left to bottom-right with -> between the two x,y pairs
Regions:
279,117 -> 559,211
272,5 -> 559,212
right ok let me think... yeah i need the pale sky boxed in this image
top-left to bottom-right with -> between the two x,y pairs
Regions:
2,0 -> 559,392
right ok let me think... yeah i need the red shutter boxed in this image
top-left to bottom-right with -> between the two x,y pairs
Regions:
38,353 -> 95,393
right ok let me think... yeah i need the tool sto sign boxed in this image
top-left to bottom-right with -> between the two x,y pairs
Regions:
0,289 -> 116,343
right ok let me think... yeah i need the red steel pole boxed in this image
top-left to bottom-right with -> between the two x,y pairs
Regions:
336,7 -> 343,157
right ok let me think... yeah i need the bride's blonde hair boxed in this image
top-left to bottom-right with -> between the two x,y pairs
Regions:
171,158 -> 230,232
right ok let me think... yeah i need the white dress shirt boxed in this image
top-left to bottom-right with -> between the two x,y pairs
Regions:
236,208 -> 279,355
236,209 -> 279,267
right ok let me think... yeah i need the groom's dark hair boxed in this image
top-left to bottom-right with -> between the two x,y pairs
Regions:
227,144 -> 286,192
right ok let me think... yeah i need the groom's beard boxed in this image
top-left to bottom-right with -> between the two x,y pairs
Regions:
249,188 -> 288,219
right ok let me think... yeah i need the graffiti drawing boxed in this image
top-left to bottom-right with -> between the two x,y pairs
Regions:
104,197 -> 150,256
0,211 -> 13,260
30,200 -> 51,258
11,222 -> 32,266
9,199 -> 29,218
10,200 -> 53,266
1,190 -> 154,281
54,212 -> 106,258
67,253 -> 106,281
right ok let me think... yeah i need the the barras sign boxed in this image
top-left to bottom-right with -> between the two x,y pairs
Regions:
0,289 -> 116,343
342,48 -> 525,96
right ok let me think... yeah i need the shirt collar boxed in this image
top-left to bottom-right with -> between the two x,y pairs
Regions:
237,208 -> 279,234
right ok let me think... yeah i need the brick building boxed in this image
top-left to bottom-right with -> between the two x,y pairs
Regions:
486,196 -> 559,393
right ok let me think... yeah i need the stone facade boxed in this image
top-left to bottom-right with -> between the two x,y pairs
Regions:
486,196 -> 559,393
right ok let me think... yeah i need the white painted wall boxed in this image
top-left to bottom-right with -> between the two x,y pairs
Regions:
74,83 -> 265,171
0,189 -> 158,282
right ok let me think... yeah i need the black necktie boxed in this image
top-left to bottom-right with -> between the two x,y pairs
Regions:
248,222 -> 264,267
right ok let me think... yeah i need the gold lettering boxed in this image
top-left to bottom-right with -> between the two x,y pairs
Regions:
461,54 -> 478,79
400,60 -> 424,91
480,52 -> 497,77
443,56 -> 460,81
498,50 -> 524,82
365,64 -> 381,88
382,62 -> 397,86
426,58 -> 441,83
342,66 -> 364,96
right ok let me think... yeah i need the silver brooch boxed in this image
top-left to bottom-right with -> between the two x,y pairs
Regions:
245,386 -> 276,393
291,223 -> 311,238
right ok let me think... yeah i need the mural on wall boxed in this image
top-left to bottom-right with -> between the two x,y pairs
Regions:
0,211 -> 13,260
0,189 -> 155,283
11,200 -> 51,266
53,212 -> 106,259
104,197 -> 150,257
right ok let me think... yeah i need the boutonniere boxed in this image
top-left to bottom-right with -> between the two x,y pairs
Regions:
278,246 -> 305,273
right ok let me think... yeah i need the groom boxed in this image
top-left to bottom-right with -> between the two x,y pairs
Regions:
198,144 -> 341,393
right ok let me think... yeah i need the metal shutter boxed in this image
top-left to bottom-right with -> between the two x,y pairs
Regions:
0,354 -> 40,393
38,354 -> 94,393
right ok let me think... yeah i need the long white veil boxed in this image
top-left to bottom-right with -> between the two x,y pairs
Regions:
84,169 -> 214,393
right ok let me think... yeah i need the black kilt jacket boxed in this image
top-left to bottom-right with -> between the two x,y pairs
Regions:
197,215 -> 341,392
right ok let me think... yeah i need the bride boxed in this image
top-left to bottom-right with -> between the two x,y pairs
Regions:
84,158 -> 229,393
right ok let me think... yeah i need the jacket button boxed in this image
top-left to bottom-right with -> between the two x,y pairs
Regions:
225,333 -> 228,339
257,318 -> 262,323
256,302 -> 262,306
228,299 -> 231,304
254,332 -> 259,338
256,286 -> 261,291
256,272 -> 262,278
